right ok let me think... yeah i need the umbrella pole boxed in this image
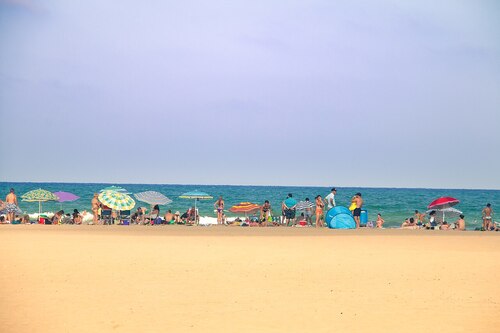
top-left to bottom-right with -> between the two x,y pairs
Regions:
39,201 -> 41,219
195,199 -> 197,226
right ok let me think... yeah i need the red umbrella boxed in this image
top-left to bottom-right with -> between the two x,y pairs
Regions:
427,197 -> 460,210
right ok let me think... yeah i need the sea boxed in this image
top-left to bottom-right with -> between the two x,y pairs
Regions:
1,182 -> 499,229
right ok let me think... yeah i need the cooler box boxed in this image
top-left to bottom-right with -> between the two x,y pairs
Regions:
360,210 -> 368,224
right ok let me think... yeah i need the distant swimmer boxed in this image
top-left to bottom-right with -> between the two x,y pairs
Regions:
376,214 -> 384,228
5,188 -> 18,222
482,203 -> 494,231
352,193 -> 363,228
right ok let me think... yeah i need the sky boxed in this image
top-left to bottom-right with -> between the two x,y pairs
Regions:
0,0 -> 499,189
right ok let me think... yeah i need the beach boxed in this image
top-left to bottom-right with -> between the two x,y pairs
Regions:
0,225 -> 498,333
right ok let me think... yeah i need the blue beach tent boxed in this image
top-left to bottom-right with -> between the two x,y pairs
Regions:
326,206 -> 356,229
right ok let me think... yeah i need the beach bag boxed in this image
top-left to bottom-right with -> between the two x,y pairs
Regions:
154,217 -> 162,225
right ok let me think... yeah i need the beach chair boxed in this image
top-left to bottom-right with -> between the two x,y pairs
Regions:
119,210 -> 131,225
101,209 -> 112,225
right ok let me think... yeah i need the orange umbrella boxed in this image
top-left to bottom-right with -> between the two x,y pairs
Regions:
229,202 -> 261,216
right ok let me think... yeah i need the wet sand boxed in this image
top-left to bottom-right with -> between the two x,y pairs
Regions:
0,225 -> 498,332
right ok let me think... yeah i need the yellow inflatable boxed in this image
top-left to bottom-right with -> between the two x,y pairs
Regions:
349,201 -> 357,211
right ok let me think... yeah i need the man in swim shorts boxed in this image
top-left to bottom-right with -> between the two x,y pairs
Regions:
5,188 -> 19,222
482,203 -> 494,231
353,193 -> 363,229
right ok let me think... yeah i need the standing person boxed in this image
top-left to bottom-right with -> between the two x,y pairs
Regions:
376,214 -> 385,228
482,203 -> 494,231
91,193 -> 100,224
214,196 -> 225,225
304,198 -> 313,225
353,193 -> 363,229
414,210 -> 425,225
283,194 -> 297,226
260,200 -> 272,222
455,214 -> 466,231
315,195 -> 325,228
5,188 -> 18,223
324,188 -> 337,211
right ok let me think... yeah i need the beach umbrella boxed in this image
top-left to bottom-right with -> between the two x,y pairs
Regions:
427,197 -> 460,223
21,189 -> 59,217
179,190 -> 213,224
134,191 -> 172,206
229,202 -> 261,217
54,191 -> 80,210
295,200 -> 315,211
427,197 -> 459,210
98,191 -> 136,211
426,207 -> 462,223
100,186 -> 130,194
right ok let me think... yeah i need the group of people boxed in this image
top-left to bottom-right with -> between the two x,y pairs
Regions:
1,188 -> 497,231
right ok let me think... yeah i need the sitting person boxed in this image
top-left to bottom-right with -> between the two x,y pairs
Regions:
151,205 -> 160,219
401,217 -> 417,229
376,214 -> 385,228
51,210 -> 64,225
21,215 -> 30,224
0,215 -> 6,224
164,210 -> 174,224
440,221 -> 450,230
131,207 -> 145,224
174,211 -> 181,224
73,209 -> 83,224
61,213 -> 72,224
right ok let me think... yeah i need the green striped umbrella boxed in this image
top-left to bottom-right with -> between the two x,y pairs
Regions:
98,190 -> 136,211
100,186 -> 130,194
21,189 -> 59,217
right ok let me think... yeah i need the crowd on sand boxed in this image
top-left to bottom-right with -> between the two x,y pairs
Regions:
1,188 -> 498,231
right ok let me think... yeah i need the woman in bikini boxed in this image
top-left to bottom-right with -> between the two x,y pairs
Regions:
214,196 -> 225,225
315,195 -> 325,228
260,200 -> 271,224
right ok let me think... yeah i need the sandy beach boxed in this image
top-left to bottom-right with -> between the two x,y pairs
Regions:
0,225 -> 498,333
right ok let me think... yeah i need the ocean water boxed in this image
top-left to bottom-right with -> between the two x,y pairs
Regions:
1,182 -> 499,229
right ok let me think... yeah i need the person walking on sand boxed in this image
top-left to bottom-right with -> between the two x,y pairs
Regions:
91,193 -> 101,224
352,193 -> 363,228
315,195 -> 325,228
214,196 -> 225,224
5,188 -> 18,222
324,188 -> 337,210
482,203 -> 494,230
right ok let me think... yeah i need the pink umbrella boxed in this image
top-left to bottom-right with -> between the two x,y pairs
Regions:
54,191 -> 80,210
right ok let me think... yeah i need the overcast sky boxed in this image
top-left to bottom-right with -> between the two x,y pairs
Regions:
0,0 -> 499,189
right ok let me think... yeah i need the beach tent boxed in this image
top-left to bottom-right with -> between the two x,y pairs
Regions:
326,206 -> 356,229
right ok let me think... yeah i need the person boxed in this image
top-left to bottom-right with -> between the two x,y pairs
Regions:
21,215 -> 30,224
414,210 -> 425,225
376,213 -> 384,228
455,214 -> 465,231
73,209 -> 82,224
131,207 -> 145,224
402,217 -> 417,229
150,204 -> 160,225
5,188 -> 19,223
352,193 -> 363,229
214,196 -> 225,224
91,193 -> 100,224
315,195 -> 325,228
164,210 -> 174,224
0,216 -> 6,224
304,198 -> 313,225
482,203 -> 494,231
283,194 -> 297,226
324,188 -> 337,210
51,210 -> 64,225
174,211 -> 181,224
440,221 -> 450,230
260,200 -> 272,222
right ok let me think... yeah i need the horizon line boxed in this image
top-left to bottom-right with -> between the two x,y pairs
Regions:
1,180 -> 499,192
